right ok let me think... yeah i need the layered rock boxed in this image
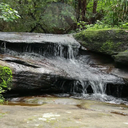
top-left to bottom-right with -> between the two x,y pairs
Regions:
0,32 -> 80,93
0,57 -> 70,92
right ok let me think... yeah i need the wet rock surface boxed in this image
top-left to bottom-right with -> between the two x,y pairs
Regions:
0,32 -> 80,93
1,96 -> 128,128
113,51 -> 128,66
0,56 -> 77,93
0,32 -> 79,45
1,52 -> 127,98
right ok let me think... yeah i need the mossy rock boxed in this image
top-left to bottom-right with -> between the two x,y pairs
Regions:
113,51 -> 128,65
74,29 -> 128,55
74,29 -> 128,66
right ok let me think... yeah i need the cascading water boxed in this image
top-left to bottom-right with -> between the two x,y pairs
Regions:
0,33 -> 127,104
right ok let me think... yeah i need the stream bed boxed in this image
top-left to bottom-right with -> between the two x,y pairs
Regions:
1,95 -> 128,128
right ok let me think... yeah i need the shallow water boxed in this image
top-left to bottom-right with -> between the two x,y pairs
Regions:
6,93 -> 128,107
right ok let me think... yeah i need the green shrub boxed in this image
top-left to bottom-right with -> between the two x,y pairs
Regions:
120,22 -> 128,29
0,66 -> 12,104
0,2 -> 20,22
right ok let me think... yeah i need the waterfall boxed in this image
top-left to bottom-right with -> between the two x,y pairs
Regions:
36,42 -> 124,101
17,42 -> 123,97
0,33 -> 125,102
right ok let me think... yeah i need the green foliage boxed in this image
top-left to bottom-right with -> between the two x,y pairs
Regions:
120,22 -> 128,29
0,66 -> 12,104
40,2 -> 76,33
76,0 -> 128,32
0,0 -> 128,33
76,19 -> 128,32
0,2 -> 20,22
77,20 -> 113,31
101,0 -> 128,26
77,21 -> 87,31
0,0 -> 77,33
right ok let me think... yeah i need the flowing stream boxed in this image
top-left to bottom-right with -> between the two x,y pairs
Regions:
0,33 -> 127,104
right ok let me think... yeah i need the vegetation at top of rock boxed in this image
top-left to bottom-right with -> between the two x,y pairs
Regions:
77,20 -> 128,32
0,2 -> 20,22
0,0 -> 128,33
0,66 -> 12,104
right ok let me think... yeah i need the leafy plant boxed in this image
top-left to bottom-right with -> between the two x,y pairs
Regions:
0,0 -> 128,33
102,0 -> 128,26
120,22 -> 128,29
0,66 -> 12,104
0,2 -> 20,22
76,20 -> 113,31
77,21 -> 87,31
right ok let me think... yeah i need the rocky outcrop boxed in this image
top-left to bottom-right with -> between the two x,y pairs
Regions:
0,57 -> 70,93
0,32 -> 80,58
0,32 -> 128,98
113,50 -> 128,66
0,32 -> 80,93
74,29 -> 128,66
0,32 -> 79,45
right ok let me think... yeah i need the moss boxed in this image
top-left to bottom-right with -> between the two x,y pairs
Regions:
113,51 -> 128,63
100,41 -> 122,54
74,29 -> 128,55
124,50 -> 128,52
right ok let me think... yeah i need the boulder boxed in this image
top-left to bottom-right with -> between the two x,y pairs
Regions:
113,50 -> 128,66
0,57 -> 70,93
74,29 -> 128,66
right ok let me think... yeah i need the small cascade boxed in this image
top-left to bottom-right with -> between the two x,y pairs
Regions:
0,33 -> 126,103
0,43 -> 79,59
